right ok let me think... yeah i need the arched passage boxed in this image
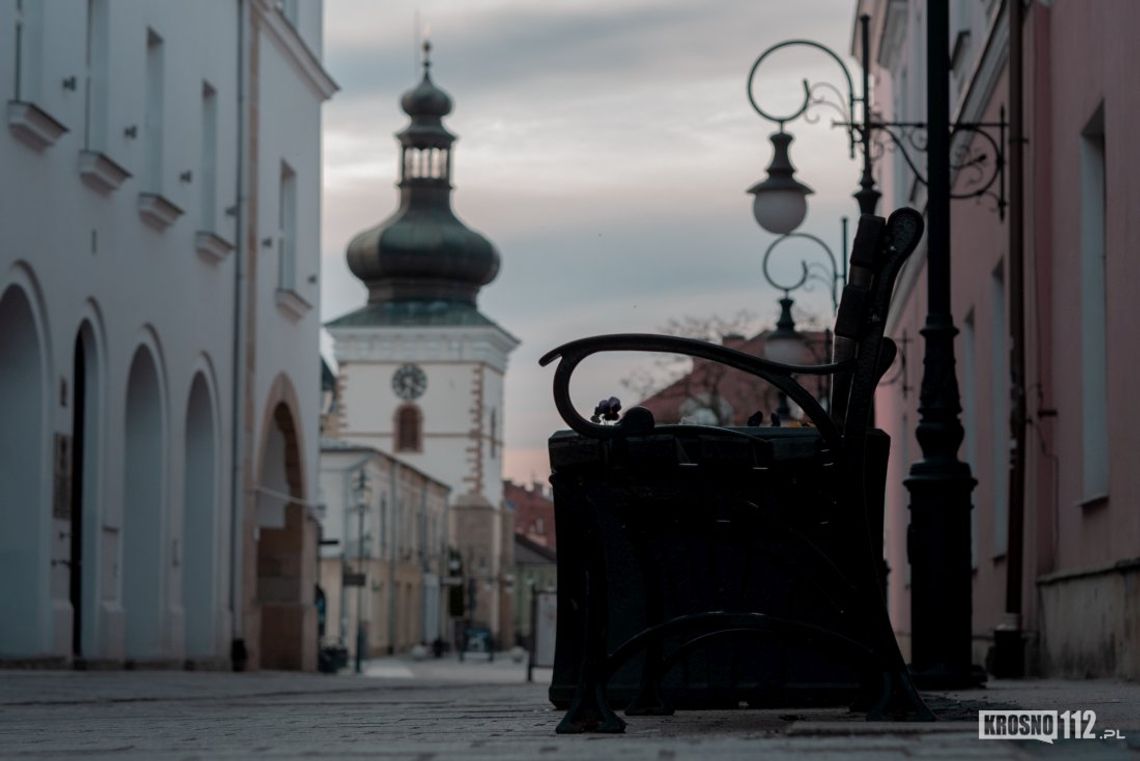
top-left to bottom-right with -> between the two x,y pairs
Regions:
183,372 -> 218,658
255,401 -> 315,670
70,321 -> 102,657
123,345 -> 165,659
0,284 -> 48,656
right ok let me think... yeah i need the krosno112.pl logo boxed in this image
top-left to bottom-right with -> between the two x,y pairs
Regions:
979,710 -> 1127,743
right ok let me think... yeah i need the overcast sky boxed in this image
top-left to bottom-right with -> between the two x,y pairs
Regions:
320,0 -> 867,485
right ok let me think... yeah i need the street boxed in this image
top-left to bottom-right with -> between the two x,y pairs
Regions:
1,659 -> 1137,760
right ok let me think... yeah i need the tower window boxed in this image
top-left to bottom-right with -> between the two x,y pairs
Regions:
395,404 -> 422,452
401,146 -> 449,181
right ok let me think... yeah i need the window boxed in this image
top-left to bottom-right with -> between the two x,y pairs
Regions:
894,67 -> 910,204
200,83 -> 217,231
84,0 -> 111,149
901,410 -> 911,587
991,263 -> 1009,556
379,495 -> 388,559
1080,104 -> 1109,502
13,0 -> 43,103
144,29 -> 164,192
278,161 -> 297,291
401,146 -> 449,181
950,0 -> 973,79
489,409 -> 497,459
962,310 -> 978,567
394,404 -> 422,452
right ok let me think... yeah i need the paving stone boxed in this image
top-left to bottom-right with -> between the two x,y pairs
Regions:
0,662 -> 1136,760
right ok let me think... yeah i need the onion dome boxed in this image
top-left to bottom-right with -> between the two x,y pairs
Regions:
345,41 -> 500,305
400,43 -> 452,119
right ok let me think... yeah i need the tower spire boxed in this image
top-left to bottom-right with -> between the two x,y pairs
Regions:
344,43 -> 501,306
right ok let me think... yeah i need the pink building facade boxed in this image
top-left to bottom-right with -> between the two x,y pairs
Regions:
862,0 -> 1140,678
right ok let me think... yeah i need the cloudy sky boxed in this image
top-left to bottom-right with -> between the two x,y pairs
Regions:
319,0 -> 868,484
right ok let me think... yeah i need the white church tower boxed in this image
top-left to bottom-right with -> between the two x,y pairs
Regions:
326,42 -> 519,642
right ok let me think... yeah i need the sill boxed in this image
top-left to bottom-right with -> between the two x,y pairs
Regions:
1080,494 -> 1109,511
195,231 -> 235,264
7,100 -> 68,150
79,150 -> 131,192
275,287 -> 312,320
138,193 -> 184,230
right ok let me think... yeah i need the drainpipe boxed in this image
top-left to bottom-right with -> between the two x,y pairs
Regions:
998,0 -> 1028,679
387,461 -> 398,654
419,482 -> 428,643
228,0 -> 249,671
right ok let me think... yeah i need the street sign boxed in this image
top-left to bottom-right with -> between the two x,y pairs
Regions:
342,572 -> 366,587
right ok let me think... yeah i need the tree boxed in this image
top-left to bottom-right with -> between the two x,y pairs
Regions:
622,309 -> 831,427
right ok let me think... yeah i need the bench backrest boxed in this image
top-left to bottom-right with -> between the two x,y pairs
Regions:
827,209 -> 923,442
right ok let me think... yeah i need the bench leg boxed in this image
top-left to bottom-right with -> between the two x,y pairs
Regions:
556,671 -> 627,734
625,652 -> 673,716
859,668 -> 935,721
849,580 -> 935,721
556,544 -> 626,734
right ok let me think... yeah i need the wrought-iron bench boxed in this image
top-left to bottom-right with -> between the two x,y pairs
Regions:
538,209 -> 932,733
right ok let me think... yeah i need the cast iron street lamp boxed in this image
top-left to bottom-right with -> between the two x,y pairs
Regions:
747,15 -> 1006,228
759,224 -> 847,418
747,5 -> 1002,688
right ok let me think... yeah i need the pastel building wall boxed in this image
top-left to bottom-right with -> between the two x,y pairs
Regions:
861,0 -> 1140,677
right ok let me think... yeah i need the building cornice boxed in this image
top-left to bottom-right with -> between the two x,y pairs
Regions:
329,322 -> 520,374
319,438 -> 451,493
252,0 -> 338,102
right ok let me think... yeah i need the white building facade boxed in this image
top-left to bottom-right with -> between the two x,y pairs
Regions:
0,0 -> 335,670
327,46 -> 519,644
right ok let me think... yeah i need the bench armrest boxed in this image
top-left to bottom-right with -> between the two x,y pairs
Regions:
539,333 -> 852,445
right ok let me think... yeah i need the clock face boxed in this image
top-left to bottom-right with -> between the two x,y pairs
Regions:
392,363 -> 427,401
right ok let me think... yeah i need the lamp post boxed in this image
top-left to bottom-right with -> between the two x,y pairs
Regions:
758,224 -> 847,419
351,468 -> 372,675
747,5 -> 999,688
904,0 -> 977,689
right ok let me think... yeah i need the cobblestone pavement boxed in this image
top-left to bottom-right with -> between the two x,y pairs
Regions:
0,660 -> 1137,760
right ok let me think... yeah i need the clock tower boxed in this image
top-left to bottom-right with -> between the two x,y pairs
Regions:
326,42 -> 520,642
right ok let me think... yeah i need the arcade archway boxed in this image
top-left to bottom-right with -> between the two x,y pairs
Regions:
183,372 -> 219,658
254,400 -> 316,670
0,283 -> 48,656
123,345 -> 165,659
